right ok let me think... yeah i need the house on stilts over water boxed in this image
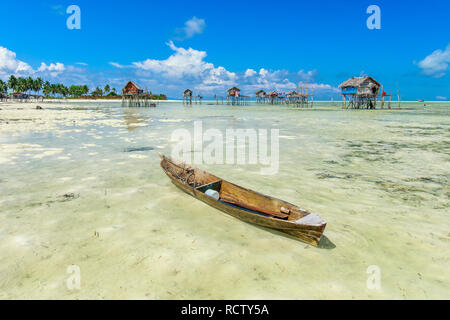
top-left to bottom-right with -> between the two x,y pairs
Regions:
227,86 -> 249,105
339,76 -> 381,109
183,89 -> 193,104
122,81 -> 155,107
255,90 -> 267,103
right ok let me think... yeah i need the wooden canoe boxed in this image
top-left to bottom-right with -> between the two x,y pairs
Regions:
159,154 -> 327,246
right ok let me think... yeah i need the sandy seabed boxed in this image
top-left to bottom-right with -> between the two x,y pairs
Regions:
0,100 -> 449,299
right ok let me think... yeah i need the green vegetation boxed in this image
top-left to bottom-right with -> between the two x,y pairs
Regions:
3,75 -> 118,98
6,75 -> 44,95
69,85 -> 90,97
0,80 -> 7,94
90,87 -> 103,97
1,75 -> 167,100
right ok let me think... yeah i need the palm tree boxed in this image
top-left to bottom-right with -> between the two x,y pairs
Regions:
50,84 -> 58,97
58,84 -> 69,97
91,87 -> 103,97
104,84 -> 110,95
43,81 -> 51,97
0,80 -> 7,95
8,75 -> 17,93
16,77 -> 27,93
82,85 -> 89,96
26,77 -> 34,94
34,78 -> 43,95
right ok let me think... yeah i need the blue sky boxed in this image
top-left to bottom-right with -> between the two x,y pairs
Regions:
0,0 -> 449,99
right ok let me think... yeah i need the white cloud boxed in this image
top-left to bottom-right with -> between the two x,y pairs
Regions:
298,69 -> 318,82
244,69 -> 257,77
0,46 -> 33,78
175,17 -> 206,40
109,62 -> 126,69
259,68 -> 269,77
76,62 -> 88,66
0,45 -> 100,89
418,44 -> 450,78
1,44 -> 338,98
240,67 -> 337,96
436,96 -> 447,100
244,68 -> 295,91
38,62 -> 66,77
0,46 -> 69,80
184,17 -> 205,38
132,41 -> 236,93
126,43 -> 338,97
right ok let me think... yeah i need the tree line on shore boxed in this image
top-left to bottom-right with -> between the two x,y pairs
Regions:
0,75 -> 167,100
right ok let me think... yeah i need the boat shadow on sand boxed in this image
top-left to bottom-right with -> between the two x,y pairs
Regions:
252,224 -> 336,249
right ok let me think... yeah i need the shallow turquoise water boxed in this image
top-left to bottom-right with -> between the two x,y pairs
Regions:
0,101 -> 449,299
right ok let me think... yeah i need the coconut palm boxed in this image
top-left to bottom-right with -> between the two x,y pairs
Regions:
50,84 -> 58,97
104,84 -> 110,94
0,80 -> 7,94
34,78 -> 43,94
43,81 -> 51,97
91,87 -> 103,97
82,85 -> 89,96
16,77 -> 28,93
8,75 -> 17,93
26,77 -> 34,94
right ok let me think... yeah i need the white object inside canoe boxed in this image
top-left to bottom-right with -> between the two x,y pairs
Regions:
295,213 -> 325,226
205,189 -> 220,200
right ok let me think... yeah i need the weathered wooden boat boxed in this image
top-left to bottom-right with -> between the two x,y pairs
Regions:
159,154 -> 327,246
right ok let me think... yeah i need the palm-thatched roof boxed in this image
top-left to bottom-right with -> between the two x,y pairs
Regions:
183,89 -> 192,96
227,86 -> 240,93
255,90 -> 266,96
122,81 -> 144,95
227,86 -> 241,96
339,76 -> 381,89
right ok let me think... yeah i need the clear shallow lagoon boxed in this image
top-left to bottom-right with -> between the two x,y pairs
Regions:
0,101 -> 449,299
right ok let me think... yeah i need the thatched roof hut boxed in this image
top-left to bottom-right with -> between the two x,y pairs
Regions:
339,76 -> 381,96
255,90 -> 266,97
122,81 -> 144,95
183,89 -> 192,97
286,91 -> 299,97
267,91 -> 278,98
227,86 -> 241,97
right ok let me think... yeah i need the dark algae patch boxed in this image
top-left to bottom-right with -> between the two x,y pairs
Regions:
123,146 -> 154,152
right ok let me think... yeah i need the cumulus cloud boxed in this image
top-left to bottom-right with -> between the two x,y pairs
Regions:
175,17 -> 206,40
0,45 -> 104,89
239,67 -> 337,96
244,69 -> 257,77
418,44 -> 450,78
0,46 -> 33,78
298,69 -> 318,82
38,62 -> 66,77
131,41 -> 236,93
1,43 -> 338,98
0,45 -> 69,80
109,41 -> 339,97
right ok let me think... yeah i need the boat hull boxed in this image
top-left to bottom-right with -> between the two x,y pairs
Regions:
160,158 -> 326,246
